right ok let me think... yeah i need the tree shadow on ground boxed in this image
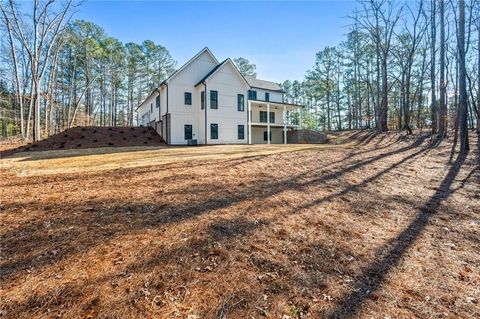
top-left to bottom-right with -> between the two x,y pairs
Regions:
0,135 -> 431,278
325,151 -> 468,319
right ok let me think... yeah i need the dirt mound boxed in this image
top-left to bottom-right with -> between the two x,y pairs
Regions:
1,126 -> 164,157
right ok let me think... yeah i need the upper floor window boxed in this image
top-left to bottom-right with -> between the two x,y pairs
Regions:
248,90 -> 257,100
265,92 -> 270,102
260,111 -> 268,123
184,92 -> 192,105
260,111 -> 275,123
201,91 -> 205,109
156,95 -> 160,108
237,94 -> 244,111
150,103 -> 153,113
210,123 -> 218,139
210,90 -> 218,109
269,112 -> 275,123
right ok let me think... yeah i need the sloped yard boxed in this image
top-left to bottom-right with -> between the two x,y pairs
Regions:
0,131 -> 479,318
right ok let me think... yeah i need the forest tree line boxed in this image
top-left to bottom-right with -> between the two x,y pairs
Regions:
1,0 -> 176,141
278,0 -> 478,152
1,0 -> 479,152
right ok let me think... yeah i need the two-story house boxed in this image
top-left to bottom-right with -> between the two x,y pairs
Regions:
136,47 -> 303,145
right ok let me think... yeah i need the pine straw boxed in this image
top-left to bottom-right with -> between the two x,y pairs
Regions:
0,131 -> 479,318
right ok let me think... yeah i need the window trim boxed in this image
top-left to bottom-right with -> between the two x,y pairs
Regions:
184,92 -> 192,105
259,111 -> 268,123
210,123 -> 218,139
238,125 -> 245,140
237,94 -> 245,112
269,111 -> 275,123
210,90 -> 218,109
184,124 -> 193,140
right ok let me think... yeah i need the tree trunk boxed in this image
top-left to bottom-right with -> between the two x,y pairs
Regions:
458,0 -> 469,152
438,0 -> 447,138
431,0 -> 438,135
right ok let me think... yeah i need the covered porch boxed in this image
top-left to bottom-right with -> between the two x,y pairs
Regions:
247,100 -> 303,144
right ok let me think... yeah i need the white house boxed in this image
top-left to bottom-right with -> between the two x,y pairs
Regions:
136,47 -> 303,145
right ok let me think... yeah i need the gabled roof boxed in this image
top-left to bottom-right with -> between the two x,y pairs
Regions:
245,75 -> 284,92
194,58 -> 250,88
136,47 -> 219,110
164,47 -> 219,85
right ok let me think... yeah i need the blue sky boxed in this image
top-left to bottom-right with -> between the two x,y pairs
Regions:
76,1 -> 359,83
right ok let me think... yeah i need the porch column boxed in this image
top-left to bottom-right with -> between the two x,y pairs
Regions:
248,100 -> 252,144
283,105 -> 287,144
267,103 -> 270,144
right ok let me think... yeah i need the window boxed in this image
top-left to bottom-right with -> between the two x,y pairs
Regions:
260,111 -> 275,123
210,123 -> 218,139
184,124 -> 192,140
265,92 -> 270,102
156,95 -> 160,108
263,131 -> 272,141
269,112 -> 275,123
184,92 -> 192,105
210,90 -> 218,109
150,103 -> 153,113
248,90 -> 257,100
237,94 -> 244,111
260,111 -> 268,123
238,125 -> 245,140
201,91 -> 205,109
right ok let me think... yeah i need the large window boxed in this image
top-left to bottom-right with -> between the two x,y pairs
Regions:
260,111 -> 275,123
184,92 -> 192,105
210,123 -> 218,139
238,125 -> 245,140
260,111 -> 268,123
201,91 -> 205,109
248,90 -> 257,100
184,125 -> 192,140
210,90 -> 218,109
156,95 -> 160,108
269,112 -> 275,123
265,92 -> 270,102
237,94 -> 244,111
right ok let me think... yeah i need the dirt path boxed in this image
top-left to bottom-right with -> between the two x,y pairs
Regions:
1,131 -> 479,318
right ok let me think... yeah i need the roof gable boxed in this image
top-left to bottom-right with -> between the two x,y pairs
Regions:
165,47 -> 219,84
195,58 -> 250,88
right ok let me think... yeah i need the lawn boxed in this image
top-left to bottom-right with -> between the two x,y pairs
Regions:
0,131 -> 479,318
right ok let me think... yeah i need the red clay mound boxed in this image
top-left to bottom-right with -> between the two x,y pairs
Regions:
1,126 -> 165,157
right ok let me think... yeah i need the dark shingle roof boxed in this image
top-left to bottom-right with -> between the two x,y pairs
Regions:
245,75 -> 284,92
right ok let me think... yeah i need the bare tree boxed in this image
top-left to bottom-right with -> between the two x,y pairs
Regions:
430,0 -> 437,135
4,0 -> 73,141
457,0 -> 469,152
438,0 -> 447,138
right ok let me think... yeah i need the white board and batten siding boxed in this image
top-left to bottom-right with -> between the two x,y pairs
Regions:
167,50 -> 218,145
136,48 -> 299,145
203,61 -> 250,145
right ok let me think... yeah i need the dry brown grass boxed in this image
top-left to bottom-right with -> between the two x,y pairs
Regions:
1,130 -> 479,318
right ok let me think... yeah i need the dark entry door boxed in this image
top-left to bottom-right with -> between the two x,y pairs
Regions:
184,125 -> 193,140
